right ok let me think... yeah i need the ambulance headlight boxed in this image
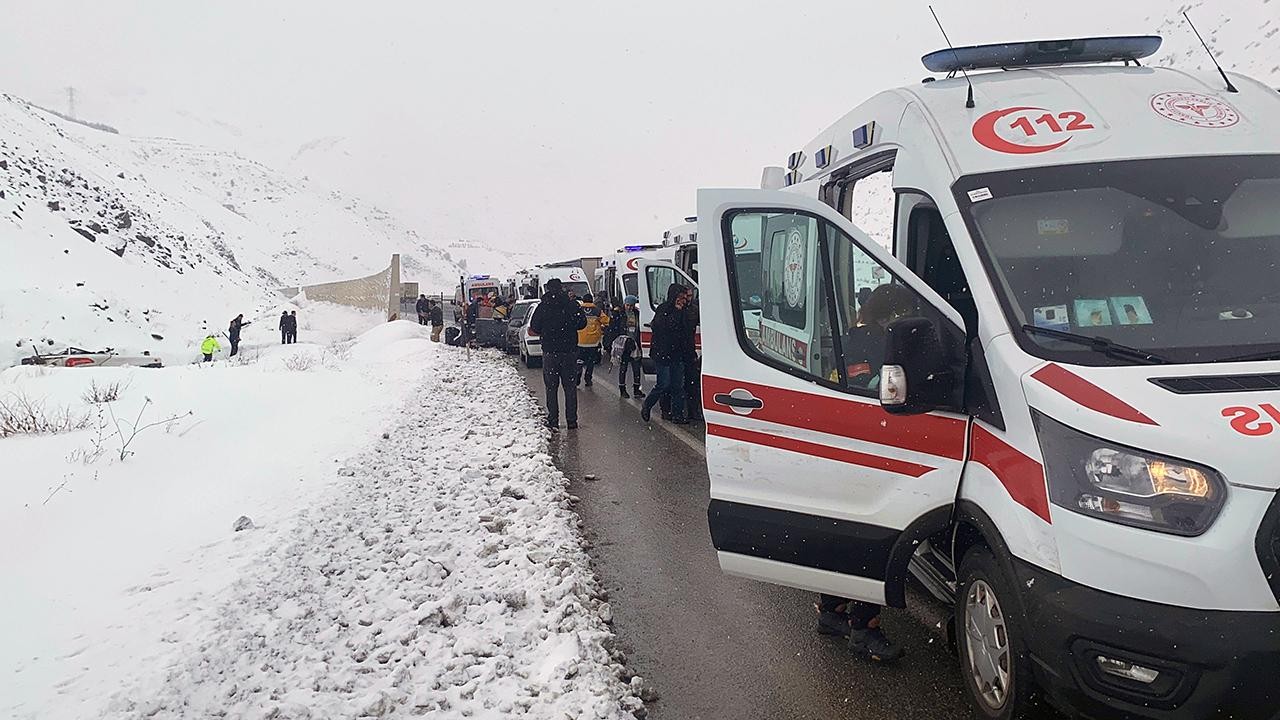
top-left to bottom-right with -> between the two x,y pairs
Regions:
1033,412 -> 1226,536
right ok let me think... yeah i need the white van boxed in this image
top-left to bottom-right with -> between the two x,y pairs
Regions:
698,36 -> 1280,719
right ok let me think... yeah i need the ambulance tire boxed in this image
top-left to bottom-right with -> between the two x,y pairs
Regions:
955,547 -> 1037,720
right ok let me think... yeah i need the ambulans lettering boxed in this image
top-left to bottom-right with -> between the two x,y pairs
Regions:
1222,404 -> 1280,436
972,106 -> 1096,154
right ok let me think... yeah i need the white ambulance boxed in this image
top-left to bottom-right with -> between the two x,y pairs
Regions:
532,263 -> 591,299
698,36 -> 1280,719
597,244 -> 663,308
636,221 -> 702,372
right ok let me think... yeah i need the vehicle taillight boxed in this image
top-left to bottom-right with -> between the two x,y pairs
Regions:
64,357 -> 94,367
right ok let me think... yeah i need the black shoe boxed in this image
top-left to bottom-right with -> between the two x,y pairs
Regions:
545,420 -> 559,431
620,386 -> 630,398
640,405 -> 651,422
848,626 -> 904,663
632,387 -> 646,398
585,379 -> 593,387
567,421 -> 579,430
816,611 -> 851,638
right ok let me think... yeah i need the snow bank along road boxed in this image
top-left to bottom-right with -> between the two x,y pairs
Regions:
2,321 -> 638,719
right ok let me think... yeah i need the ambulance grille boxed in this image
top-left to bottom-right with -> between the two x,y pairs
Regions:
1150,373 -> 1280,394
1258,494 -> 1280,604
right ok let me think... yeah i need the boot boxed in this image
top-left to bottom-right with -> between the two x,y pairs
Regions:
632,386 -> 646,398
620,385 -> 630,398
848,625 -> 904,663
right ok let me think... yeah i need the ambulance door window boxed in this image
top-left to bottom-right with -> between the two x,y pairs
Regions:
727,211 -> 840,381
645,265 -> 678,310
899,193 -> 977,335
836,162 -> 895,253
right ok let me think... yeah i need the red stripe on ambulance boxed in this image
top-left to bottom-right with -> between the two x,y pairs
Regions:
701,375 -> 966,461
706,423 -> 937,478
1031,363 -> 1157,425
970,424 -> 1052,524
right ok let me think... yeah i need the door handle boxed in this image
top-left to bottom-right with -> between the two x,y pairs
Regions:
713,390 -> 764,414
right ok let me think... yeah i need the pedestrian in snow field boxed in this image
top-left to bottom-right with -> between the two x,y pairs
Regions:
278,311 -> 290,344
287,311 -> 298,344
528,278 -> 586,431
641,283 -> 692,424
228,314 -> 250,356
201,334 -> 221,362
416,294 -> 430,325
429,301 -> 444,342
575,293 -> 609,388
610,295 -> 645,399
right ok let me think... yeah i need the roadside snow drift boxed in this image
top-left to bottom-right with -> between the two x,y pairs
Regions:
1,322 -> 637,719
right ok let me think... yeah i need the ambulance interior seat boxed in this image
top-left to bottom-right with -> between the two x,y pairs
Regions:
905,205 -> 977,336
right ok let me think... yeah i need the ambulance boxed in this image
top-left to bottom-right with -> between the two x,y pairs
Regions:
636,221 -> 703,372
698,36 -> 1280,719
596,244 -> 663,308
533,262 -> 592,299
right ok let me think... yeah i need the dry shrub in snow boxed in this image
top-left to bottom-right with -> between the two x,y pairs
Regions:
0,392 -> 90,438
82,379 -> 126,404
283,353 -> 318,372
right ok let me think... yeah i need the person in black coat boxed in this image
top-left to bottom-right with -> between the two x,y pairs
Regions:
278,311 -> 290,344
528,278 -> 587,430
641,283 -> 692,424
228,313 -> 250,356
428,301 -> 445,342
415,294 -> 430,325
287,310 -> 298,343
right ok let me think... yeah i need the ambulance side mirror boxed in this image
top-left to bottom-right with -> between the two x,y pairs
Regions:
879,317 -> 961,415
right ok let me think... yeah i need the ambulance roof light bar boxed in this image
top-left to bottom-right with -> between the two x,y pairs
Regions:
922,35 -> 1162,74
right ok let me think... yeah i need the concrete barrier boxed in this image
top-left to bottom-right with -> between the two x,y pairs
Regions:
279,254 -> 402,320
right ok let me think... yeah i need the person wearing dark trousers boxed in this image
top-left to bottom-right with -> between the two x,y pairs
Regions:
610,295 -> 645,399
575,293 -> 609,388
429,302 -> 444,342
278,311 -> 290,344
816,594 -> 903,663
228,313 -> 250,356
641,283 -> 692,424
287,311 -> 298,343
415,294 -> 430,325
528,279 -> 587,431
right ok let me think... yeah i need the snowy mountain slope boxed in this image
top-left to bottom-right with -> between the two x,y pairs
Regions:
0,94 -> 464,365
443,239 -> 544,279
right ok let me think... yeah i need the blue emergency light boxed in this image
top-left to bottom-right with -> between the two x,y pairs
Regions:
815,145 -> 834,169
623,245 -> 645,252
922,35 -> 1162,73
852,122 -> 875,149
470,274 -> 490,280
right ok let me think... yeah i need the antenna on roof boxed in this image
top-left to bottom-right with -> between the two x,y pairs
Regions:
1183,11 -> 1238,93
928,5 -> 975,109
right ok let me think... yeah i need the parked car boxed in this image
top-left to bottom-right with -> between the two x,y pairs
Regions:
510,300 -> 541,368
20,346 -> 162,368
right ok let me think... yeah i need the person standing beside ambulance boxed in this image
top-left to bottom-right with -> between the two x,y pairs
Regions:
640,283 -> 692,424
529,278 -> 587,430
575,292 -> 610,387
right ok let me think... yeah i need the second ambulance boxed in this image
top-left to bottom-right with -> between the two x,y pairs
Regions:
698,36 -> 1280,719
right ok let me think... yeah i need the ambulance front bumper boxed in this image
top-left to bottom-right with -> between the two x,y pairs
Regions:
1015,558 -> 1280,720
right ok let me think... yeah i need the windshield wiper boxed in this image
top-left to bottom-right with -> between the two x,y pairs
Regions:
1214,348 -> 1280,363
1020,325 -> 1171,365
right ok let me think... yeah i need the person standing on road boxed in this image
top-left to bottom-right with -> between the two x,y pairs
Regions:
640,283 -> 691,424
575,293 -> 609,388
610,295 -> 645,399
429,301 -> 444,342
228,313 -> 250,356
416,294 -> 430,325
200,334 -> 221,362
278,311 -> 290,344
287,311 -> 298,343
528,278 -> 587,431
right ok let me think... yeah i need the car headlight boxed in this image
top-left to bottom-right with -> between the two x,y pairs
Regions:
1032,411 -> 1226,536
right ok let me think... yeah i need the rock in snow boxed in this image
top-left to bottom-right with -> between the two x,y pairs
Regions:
232,515 -> 255,532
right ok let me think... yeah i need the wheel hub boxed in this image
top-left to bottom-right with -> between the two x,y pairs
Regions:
964,578 -> 1011,710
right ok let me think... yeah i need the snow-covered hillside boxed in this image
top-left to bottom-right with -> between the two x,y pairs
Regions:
0,94 -> 464,366
443,239 -> 544,279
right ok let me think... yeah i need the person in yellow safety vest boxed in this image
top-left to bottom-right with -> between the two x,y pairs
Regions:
201,334 -> 221,363
575,293 -> 610,387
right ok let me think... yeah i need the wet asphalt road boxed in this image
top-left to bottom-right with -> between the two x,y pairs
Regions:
511,356 -> 976,720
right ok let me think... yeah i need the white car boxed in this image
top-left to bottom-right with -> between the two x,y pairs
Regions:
507,300 -> 541,368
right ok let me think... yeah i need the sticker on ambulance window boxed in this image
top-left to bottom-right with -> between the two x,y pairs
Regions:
783,228 -> 806,309
967,187 -> 994,203
1074,299 -> 1113,327
1033,305 -> 1069,332
1110,297 -> 1152,325
1037,218 -> 1070,235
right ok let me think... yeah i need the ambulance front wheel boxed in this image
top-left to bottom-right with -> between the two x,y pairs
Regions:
956,547 -> 1038,720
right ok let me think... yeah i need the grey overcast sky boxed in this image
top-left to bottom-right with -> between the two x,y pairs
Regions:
0,0 -> 1260,257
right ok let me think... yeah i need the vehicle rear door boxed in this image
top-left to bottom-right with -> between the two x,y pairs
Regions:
697,188 -> 969,606
637,259 -> 700,368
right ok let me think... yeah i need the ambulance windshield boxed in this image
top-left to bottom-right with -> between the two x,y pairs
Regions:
960,154 -> 1280,365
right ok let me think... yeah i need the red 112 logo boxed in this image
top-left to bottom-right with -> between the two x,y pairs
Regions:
972,106 -> 1096,155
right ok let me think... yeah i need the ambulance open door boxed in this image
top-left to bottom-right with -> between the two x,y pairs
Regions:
636,259 -> 699,374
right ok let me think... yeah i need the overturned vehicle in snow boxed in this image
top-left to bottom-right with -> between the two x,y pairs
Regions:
19,346 -> 162,369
